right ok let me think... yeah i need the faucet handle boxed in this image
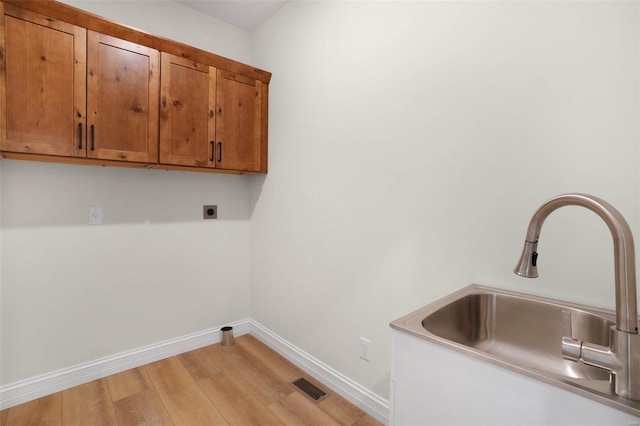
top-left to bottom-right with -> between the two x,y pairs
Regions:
561,310 -> 582,361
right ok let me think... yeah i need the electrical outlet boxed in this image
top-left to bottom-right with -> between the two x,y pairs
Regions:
360,337 -> 371,361
89,206 -> 102,225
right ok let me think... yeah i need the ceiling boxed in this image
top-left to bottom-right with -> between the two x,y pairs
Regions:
176,0 -> 288,31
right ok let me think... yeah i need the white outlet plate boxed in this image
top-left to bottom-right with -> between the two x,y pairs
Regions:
89,206 -> 102,225
360,337 -> 371,361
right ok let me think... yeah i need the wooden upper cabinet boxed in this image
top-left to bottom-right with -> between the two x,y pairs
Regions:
0,5 -> 159,163
159,53 -> 215,168
216,70 -> 263,172
0,3 -> 86,157
0,0 -> 269,174
159,54 -> 266,173
87,32 -> 159,163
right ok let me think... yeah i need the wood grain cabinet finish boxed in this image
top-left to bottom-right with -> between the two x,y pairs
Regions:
159,53 -> 215,168
215,70 -> 263,172
159,53 -> 264,173
0,0 -> 270,174
0,3 -> 86,157
0,4 -> 159,164
87,32 -> 159,163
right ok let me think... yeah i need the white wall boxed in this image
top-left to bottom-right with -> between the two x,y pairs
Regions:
250,1 -> 639,399
0,1 -> 253,385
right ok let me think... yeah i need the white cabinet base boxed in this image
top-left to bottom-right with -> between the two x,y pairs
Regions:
390,330 -> 640,425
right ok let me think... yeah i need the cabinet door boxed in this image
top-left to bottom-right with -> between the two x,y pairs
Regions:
159,53 -> 215,168
0,4 -> 86,157
215,71 -> 262,172
87,31 -> 159,163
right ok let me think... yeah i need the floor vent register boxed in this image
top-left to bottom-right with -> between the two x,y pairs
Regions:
291,378 -> 328,401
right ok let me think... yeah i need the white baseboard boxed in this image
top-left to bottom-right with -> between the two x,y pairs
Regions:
0,319 -> 389,425
0,319 -> 250,410
249,319 -> 390,425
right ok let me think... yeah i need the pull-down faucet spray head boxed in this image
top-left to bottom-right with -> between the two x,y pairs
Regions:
514,240 -> 539,278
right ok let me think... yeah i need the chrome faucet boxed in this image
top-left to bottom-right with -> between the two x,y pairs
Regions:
514,193 -> 640,400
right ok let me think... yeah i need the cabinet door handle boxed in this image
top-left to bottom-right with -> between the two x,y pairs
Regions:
210,141 -> 214,162
217,142 -> 222,162
90,125 -> 95,151
78,123 -> 83,149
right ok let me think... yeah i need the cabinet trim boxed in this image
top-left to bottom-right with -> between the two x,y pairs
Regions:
0,3 -> 6,154
260,83 -> 269,173
0,152 -> 263,175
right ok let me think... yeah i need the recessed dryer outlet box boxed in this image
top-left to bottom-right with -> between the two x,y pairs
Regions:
203,205 -> 218,219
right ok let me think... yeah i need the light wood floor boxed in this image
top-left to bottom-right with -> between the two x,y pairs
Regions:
0,335 -> 382,426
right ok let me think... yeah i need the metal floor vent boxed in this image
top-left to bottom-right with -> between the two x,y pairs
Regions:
292,378 -> 328,401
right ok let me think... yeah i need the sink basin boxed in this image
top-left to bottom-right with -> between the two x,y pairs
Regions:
390,284 -> 640,417
422,292 -> 611,380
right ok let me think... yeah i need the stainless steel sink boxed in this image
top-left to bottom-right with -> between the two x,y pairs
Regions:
390,284 -> 640,417
421,292 -> 612,380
